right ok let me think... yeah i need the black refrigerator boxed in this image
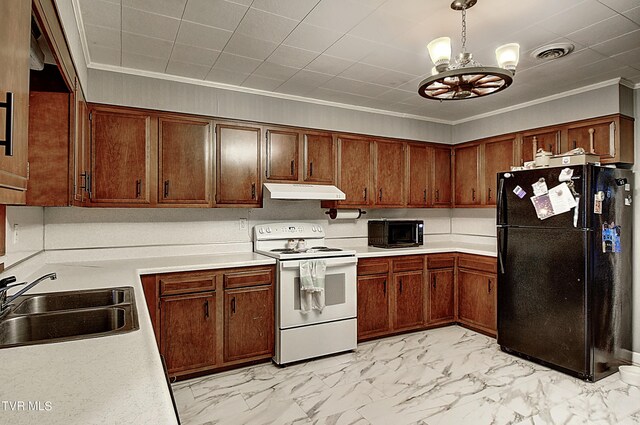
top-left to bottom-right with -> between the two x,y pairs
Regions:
497,164 -> 633,381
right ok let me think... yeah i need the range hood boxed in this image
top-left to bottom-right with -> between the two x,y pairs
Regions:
264,183 -> 346,201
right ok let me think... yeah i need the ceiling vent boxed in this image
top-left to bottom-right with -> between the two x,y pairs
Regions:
532,43 -> 575,61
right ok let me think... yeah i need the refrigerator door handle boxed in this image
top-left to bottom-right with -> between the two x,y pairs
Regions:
497,177 -> 506,225
498,227 -> 506,274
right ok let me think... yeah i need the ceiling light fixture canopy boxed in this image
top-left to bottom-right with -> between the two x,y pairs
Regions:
418,0 -> 520,101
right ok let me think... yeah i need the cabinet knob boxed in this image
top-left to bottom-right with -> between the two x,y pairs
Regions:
363,187 -> 367,201
204,300 -> 209,318
383,279 -> 386,294
135,179 -> 142,198
488,279 -> 492,293
379,188 -> 383,202
309,161 -> 313,177
435,189 -> 440,202
487,187 -> 492,201
251,183 -> 256,200
231,297 -> 236,314
163,180 -> 170,198
472,188 -> 476,202
290,160 -> 295,176
423,189 -> 427,203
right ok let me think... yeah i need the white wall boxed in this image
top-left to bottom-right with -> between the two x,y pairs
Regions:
87,69 -> 452,144
1,207 -> 45,268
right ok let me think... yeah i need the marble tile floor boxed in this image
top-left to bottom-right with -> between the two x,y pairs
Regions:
172,326 -> 640,425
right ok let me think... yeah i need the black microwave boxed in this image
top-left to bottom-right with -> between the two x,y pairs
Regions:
368,220 -> 424,248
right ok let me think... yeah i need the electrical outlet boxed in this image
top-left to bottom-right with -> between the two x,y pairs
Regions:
13,224 -> 19,244
239,218 -> 248,230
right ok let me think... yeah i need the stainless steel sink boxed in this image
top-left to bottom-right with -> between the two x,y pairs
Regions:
0,287 -> 139,349
12,288 -> 130,314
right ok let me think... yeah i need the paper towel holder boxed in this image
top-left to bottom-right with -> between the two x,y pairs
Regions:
325,208 -> 366,220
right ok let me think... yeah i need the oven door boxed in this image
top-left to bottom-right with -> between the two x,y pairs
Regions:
278,257 -> 357,329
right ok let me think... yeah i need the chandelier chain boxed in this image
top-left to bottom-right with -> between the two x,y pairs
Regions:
461,5 -> 467,52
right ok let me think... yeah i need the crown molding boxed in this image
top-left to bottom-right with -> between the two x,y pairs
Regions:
70,0 -> 91,73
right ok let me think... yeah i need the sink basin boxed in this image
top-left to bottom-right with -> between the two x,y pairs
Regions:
0,287 -> 139,349
12,288 -> 130,314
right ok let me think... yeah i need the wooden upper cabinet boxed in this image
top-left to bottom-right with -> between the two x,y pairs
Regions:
483,137 -> 514,206
158,116 -> 212,205
374,140 -> 405,207
407,143 -> 429,207
265,128 -> 298,181
520,129 -> 560,164
565,116 -> 634,164
90,107 -> 154,204
394,271 -> 424,330
0,0 -> 31,202
337,137 -> 372,206
73,81 -> 90,204
454,144 -> 480,206
304,132 -> 335,184
432,147 -> 452,207
216,123 -> 261,206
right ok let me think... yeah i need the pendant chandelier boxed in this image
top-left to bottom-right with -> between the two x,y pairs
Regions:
418,0 -> 520,101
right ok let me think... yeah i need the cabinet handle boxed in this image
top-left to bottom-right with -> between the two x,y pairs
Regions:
163,180 -> 170,198
251,183 -> 256,200
472,188 -> 476,201
204,300 -> 209,318
573,140 -> 577,150
379,188 -> 383,201
363,187 -> 367,201
488,279 -> 492,293
433,276 -> 436,289
80,172 -> 88,191
383,279 -> 386,294
0,92 -> 14,156
309,161 -> 313,176
290,160 -> 295,176
488,188 -> 492,201
435,189 -> 440,202
423,189 -> 427,203
548,143 -> 553,153
231,297 -> 236,314
399,279 -> 403,294
135,179 -> 142,198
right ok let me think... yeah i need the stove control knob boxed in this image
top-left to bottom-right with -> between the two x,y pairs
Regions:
266,227 -> 272,233
258,228 -> 264,234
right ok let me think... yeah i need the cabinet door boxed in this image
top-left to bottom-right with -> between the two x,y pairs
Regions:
458,269 -> 496,333
483,137 -> 514,205
338,137 -> 371,206
567,121 -> 615,160
394,271 -> 424,330
0,0 -> 30,198
224,285 -> 274,362
432,147 -> 451,206
161,292 -> 216,375
266,128 -> 298,181
454,145 -> 480,206
304,132 -> 335,184
407,144 -> 429,207
216,123 -> 261,206
90,108 -> 153,204
357,274 -> 390,339
374,141 -> 405,206
158,117 -> 211,205
521,130 -> 560,164
73,81 -> 90,204
428,269 -> 454,323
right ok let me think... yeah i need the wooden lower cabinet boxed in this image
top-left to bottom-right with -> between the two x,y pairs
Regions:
457,254 -> 497,336
428,268 -> 455,324
394,271 -> 424,330
142,265 -> 275,379
357,274 -> 391,339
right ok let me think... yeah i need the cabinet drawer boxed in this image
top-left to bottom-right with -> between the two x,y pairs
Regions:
159,272 -> 216,296
357,258 -> 389,276
427,254 -> 455,269
223,268 -> 273,289
392,256 -> 424,272
458,255 -> 497,273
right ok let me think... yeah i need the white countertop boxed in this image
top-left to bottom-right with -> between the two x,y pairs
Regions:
0,251 -> 275,425
346,242 -> 497,258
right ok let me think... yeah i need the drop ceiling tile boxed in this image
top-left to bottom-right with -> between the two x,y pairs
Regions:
224,33 -> 279,60
376,0 -> 443,24
205,67 -> 250,85
267,45 -> 318,69
79,0 -> 121,29
277,69 -> 333,92
89,45 -> 121,65
374,89 -> 415,103
170,43 -> 221,67
308,87 -> 376,106
338,62 -> 386,82
283,23 -> 343,53
624,6 -> 640,24
122,51 -> 169,72
597,0 -> 639,13
566,14 -> 639,47
361,47 -> 426,75
182,0 -> 248,31
228,0 -> 252,5
84,24 -> 121,50
122,32 -> 174,59
241,74 -> 287,91
305,54 -> 355,75
612,46 -> 640,67
251,0 -> 320,20
166,60 -> 211,79
396,75 -> 424,92
235,8 -> 299,44
122,0 -> 187,18
382,102 -> 420,114
538,0 -> 617,36
252,61 -> 300,80
214,52 -> 263,74
591,29 -> 640,56
369,69 -> 418,88
176,21 -> 233,51
321,76 -> 389,97
350,10 -> 414,45
122,7 -> 181,41
304,0 -> 377,33
323,35 -> 383,61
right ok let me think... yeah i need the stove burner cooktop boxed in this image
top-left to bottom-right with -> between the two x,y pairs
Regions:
269,247 -> 344,254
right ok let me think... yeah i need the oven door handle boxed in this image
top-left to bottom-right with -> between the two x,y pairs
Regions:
280,258 -> 358,269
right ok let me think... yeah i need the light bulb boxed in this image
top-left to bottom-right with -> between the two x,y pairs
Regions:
496,43 -> 520,73
427,37 -> 451,72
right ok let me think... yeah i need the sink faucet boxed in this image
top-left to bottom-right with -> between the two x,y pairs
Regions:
0,273 -> 57,315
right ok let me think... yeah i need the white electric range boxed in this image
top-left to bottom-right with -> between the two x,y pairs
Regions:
254,223 -> 358,365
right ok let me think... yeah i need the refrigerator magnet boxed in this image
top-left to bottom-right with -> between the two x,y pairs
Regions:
625,196 -> 632,206
559,168 -> 574,182
594,191 -> 604,214
532,178 -> 548,196
513,185 -> 527,199
531,194 -> 555,220
602,223 -> 621,253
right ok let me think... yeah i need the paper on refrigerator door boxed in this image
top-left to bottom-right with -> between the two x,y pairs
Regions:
548,183 -> 577,215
